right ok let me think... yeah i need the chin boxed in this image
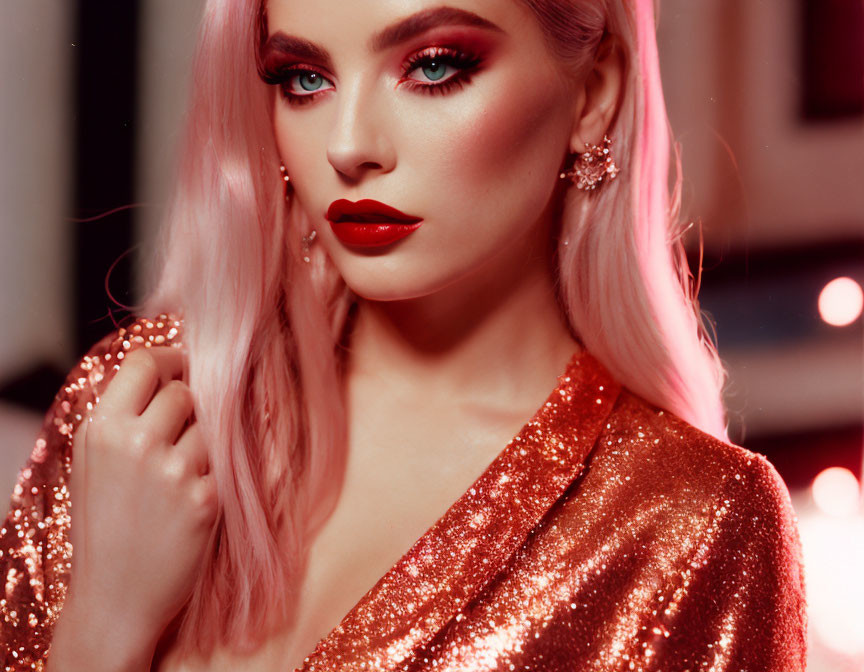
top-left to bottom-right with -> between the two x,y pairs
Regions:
341,277 -> 436,303
334,260 -> 465,304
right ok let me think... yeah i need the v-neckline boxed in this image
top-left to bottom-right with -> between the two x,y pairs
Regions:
295,347 -> 621,672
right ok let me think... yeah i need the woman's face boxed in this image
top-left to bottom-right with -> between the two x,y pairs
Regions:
262,0 -> 582,301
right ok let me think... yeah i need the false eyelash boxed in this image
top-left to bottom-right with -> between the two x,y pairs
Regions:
397,46 -> 483,95
276,45 -> 483,105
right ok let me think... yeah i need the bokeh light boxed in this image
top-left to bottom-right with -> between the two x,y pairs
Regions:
800,513 -> 864,657
818,277 -> 864,327
812,467 -> 861,517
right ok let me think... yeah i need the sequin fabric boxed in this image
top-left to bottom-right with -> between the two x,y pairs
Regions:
0,315 -> 182,671
0,314 -> 807,671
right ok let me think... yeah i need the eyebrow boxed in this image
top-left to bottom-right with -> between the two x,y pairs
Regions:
260,5 -> 503,72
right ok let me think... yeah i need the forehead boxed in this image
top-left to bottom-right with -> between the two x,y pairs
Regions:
264,0 -> 532,46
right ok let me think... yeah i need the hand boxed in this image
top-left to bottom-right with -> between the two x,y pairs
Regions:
61,346 -> 218,661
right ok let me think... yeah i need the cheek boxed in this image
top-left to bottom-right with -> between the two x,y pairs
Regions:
470,90 -> 562,171
273,106 -> 322,176
421,64 -> 569,193
411,67 -> 570,238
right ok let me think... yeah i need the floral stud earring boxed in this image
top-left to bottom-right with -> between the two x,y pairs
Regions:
559,135 -> 620,191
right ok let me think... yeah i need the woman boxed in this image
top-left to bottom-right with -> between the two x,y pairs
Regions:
1,0 -> 807,670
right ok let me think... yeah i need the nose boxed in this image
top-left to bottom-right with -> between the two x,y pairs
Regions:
326,78 -> 396,181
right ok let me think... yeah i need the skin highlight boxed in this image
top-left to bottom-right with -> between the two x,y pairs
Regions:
148,1 -> 625,669
265,0 -> 622,413
260,5 -> 621,666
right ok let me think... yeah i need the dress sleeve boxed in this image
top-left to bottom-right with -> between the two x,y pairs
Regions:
0,314 -> 182,671
650,453 -> 808,671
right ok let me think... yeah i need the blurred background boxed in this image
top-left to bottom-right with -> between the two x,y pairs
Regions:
1,0 -> 862,667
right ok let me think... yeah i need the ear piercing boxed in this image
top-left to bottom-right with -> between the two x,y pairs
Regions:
559,135 -> 619,191
301,230 -> 317,264
280,161 -> 316,264
279,162 -> 292,197
279,135 -> 618,267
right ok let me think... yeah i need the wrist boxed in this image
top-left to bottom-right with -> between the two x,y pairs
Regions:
48,593 -> 159,672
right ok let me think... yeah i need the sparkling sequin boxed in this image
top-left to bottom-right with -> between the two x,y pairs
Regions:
0,314 -> 807,671
0,315 -> 183,671
291,353 -> 808,672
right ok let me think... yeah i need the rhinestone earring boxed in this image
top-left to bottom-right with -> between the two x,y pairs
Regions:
280,161 -> 316,264
559,135 -> 619,191
279,162 -> 292,199
301,230 -> 317,264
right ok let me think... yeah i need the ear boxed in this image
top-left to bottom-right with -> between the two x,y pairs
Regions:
569,31 -> 626,153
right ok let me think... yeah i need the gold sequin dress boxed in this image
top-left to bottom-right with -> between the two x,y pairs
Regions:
1,315 -> 807,671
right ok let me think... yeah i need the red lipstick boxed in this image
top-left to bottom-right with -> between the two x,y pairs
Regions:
326,199 -> 423,248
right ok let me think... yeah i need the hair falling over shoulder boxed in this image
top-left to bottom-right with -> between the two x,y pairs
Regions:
132,0 -> 729,657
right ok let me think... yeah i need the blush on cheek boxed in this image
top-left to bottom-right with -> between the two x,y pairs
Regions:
452,76 -> 568,193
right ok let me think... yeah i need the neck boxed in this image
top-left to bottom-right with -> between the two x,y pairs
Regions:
342,203 -> 582,413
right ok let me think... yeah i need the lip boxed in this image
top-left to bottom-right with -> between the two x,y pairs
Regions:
327,199 -> 422,224
326,199 -> 423,248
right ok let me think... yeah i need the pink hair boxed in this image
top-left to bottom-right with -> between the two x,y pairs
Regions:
136,0 -> 729,657
524,0 -> 729,441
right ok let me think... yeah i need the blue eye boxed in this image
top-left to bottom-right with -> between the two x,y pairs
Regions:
280,69 -> 334,100
297,72 -> 326,91
418,61 -> 449,81
275,46 -> 482,105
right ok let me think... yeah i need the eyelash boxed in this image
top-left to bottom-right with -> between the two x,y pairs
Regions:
276,46 -> 483,106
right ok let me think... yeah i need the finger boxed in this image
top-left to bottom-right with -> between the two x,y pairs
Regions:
147,346 -> 188,385
98,348 -> 161,416
141,380 -> 195,445
68,420 -> 88,502
99,347 -> 187,417
190,474 -> 219,525
173,423 -> 210,476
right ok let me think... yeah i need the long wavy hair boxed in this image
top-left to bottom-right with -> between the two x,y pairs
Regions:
137,0 -> 729,657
